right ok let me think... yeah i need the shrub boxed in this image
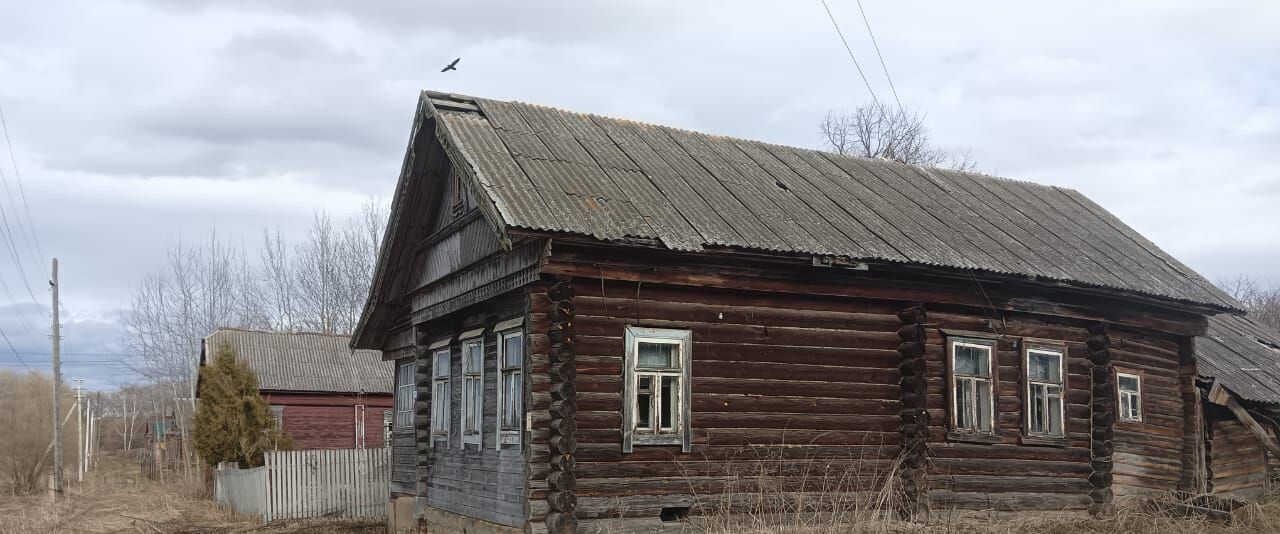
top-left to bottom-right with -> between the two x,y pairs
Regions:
192,343 -> 292,467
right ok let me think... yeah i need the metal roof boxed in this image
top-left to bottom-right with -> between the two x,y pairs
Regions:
425,91 -> 1238,312
1198,314 -> 1280,405
203,328 -> 391,395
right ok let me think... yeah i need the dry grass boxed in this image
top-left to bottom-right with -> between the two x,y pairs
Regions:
0,451 -> 382,534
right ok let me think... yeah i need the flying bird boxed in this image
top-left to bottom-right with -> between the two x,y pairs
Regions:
441,58 -> 461,72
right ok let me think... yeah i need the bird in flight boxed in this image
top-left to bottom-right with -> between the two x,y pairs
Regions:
441,58 -> 461,72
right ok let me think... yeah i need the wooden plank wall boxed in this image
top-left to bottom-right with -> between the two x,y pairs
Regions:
924,308 -> 1094,511
418,296 -> 528,529
528,276 -> 905,530
1109,328 -> 1188,496
1207,411 -> 1268,500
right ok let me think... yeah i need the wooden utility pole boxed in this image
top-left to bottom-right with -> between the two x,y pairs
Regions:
76,379 -> 85,483
49,258 -> 62,498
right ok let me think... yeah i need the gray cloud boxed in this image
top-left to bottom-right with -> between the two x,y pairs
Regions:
1,0 -> 1277,387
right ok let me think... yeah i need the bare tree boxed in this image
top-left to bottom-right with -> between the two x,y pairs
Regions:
820,103 -> 975,171
1218,275 -> 1280,330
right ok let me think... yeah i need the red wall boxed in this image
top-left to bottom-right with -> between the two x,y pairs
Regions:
262,391 -> 394,450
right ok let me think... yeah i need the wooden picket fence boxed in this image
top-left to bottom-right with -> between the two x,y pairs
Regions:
213,448 -> 389,521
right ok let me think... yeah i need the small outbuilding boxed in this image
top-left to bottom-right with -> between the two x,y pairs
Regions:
200,328 -> 393,449
353,90 -> 1262,533
1194,314 -> 1280,499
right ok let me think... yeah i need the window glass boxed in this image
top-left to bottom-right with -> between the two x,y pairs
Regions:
1028,351 -> 1061,382
954,345 -> 989,377
1119,375 -> 1139,392
636,376 -> 653,430
503,335 -> 522,368
638,342 -> 677,369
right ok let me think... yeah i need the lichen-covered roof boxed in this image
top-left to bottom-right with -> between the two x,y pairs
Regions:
1198,315 -> 1280,405
203,328 -> 391,395
424,91 -> 1238,312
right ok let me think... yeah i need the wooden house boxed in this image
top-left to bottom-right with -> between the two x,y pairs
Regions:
352,90 -> 1269,533
200,328 -> 393,449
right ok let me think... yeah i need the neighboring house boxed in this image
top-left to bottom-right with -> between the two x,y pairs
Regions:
353,90 -> 1261,533
1194,314 -> 1280,499
200,328 -> 393,450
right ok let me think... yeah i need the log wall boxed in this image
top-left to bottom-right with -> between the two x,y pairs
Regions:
1108,328 -> 1189,497
923,308 -> 1094,512
530,276 -> 907,530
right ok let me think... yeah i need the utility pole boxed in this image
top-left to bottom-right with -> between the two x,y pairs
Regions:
49,258 -> 62,499
75,378 -> 84,483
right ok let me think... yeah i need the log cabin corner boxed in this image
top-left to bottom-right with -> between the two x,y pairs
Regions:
352,90 -> 1278,533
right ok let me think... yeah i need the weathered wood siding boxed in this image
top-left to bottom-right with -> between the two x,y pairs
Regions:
1207,412 -> 1268,500
417,294 -> 528,528
391,355 -> 417,497
924,309 -> 1094,511
263,392 -> 393,450
1109,329 -> 1188,496
527,276 -> 904,529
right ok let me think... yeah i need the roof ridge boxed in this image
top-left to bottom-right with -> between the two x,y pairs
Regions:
210,326 -> 356,339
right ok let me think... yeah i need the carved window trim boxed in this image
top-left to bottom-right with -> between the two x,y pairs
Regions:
622,327 -> 692,453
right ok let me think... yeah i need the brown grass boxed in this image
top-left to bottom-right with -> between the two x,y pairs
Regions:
0,451 -> 382,534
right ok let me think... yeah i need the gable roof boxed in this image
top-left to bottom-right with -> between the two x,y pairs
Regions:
420,90 -> 1237,312
1198,314 -> 1280,405
203,328 -> 391,395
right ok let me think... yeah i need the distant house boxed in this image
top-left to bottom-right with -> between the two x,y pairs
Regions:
352,90 -> 1272,533
200,328 -> 393,449
1195,314 -> 1280,499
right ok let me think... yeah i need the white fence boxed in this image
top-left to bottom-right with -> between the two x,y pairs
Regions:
213,448 -> 390,521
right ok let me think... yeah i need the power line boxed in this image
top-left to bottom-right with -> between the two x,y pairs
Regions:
0,326 -> 33,373
0,104 -> 45,263
855,0 -> 904,113
818,0 -> 881,107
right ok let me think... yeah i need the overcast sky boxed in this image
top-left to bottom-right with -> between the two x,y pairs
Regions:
1,1 -> 1277,388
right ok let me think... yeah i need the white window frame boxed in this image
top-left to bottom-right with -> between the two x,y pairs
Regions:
461,334 -> 484,446
948,338 -> 997,436
1117,371 -> 1143,423
622,326 -> 693,453
354,404 -> 367,449
1024,346 -> 1066,438
395,361 -> 415,429
496,324 -> 524,449
270,405 -> 285,429
431,347 -> 451,444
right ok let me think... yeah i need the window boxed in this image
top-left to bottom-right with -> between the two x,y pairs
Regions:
949,339 -> 995,435
431,348 -> 451,441
623,327 -> 692,453
395,362 -> 415,429
461,336 -> 484,445
1118,372 -> 1142,423
497,327 -> 524,448
1025,346 -> 1065,437
270,405 -> 285,428
382,410 -> 393,446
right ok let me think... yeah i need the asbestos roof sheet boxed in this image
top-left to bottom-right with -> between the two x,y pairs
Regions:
203,328 -> 391,395
425,91 -> 1239,311
1198,315 -> 1280,405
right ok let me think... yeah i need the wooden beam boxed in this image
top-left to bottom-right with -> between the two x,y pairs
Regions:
1208,382 -> 1280,459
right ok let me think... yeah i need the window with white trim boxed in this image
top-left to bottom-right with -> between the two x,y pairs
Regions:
431,348 -> 451,440
1025,346 -> 1065,437
623,327 -> 692,453
949,339 -> 995,434
461,337 -> 484,444
395,362 -> 415,429
270,405 -> 285,428
497,328 -> 524,447
1118,372 -> 1142,423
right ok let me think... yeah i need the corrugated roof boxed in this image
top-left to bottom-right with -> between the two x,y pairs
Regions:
1198,315 -> 1280,405
424,91 -> 1239,311
203,328 -> 391,395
